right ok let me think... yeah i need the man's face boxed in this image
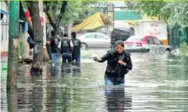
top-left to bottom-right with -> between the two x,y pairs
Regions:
115,45 -> 124,54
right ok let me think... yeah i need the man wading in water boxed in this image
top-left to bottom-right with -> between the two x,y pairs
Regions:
93,40 -> 132,86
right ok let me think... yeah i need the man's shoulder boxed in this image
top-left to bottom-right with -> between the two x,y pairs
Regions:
107,49 -> 116,55
124,50 -> 131,57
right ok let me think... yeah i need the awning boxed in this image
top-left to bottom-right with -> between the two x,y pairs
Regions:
72,12 -> 110,32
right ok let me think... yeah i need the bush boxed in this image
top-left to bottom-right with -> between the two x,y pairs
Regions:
180,43 -> 188,56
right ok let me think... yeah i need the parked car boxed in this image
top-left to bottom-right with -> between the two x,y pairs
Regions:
77,32 -> 111,49
124,35 -> 171,52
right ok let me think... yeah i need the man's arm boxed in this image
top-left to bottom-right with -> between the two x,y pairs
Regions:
93,51 -> 111,63
125,55 -> 132,70
123,53 -> 132,70
79,40 -> 82,47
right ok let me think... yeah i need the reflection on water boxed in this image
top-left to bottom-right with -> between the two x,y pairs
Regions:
105,87 -> 132,112
1,51 -> 188,112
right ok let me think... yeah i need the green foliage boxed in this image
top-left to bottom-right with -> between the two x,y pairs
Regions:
127,1 -> 188,50
180,43 -> 188,56
127,1 -> 188,28
60,1 -> 87,25
45,1 -> 106,26
131,1 -> 166,16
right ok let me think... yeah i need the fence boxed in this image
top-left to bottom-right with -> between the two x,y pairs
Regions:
169,25 -> 188,49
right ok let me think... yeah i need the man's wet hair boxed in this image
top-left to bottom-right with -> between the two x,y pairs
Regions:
115,40 -> 124,47
71,32 -> 76,38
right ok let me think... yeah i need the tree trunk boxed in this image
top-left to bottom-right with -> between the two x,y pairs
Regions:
29,1 -> 43,75
7,89 -> 17,112
7,1 -> 19,91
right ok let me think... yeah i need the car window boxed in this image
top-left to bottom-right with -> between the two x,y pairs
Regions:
153,37 -> 162,44
85,34 -> 96,38
147,37 -> 154,44
96,33 -> 106,39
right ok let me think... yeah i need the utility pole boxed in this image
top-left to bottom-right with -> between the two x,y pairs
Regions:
7,0 -> 20,91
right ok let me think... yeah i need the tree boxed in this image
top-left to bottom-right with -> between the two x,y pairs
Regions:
127,1 -> 188,27
28,1 -> 44,75
44,1 -> 68,34
44,1 -> 105,34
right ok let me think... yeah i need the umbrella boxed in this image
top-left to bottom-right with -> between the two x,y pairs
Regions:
111,27 -> 134,43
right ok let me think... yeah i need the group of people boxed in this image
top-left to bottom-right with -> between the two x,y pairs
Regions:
49,31 -> 81,65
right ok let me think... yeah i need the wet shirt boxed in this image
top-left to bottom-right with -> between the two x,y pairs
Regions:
72,38 -> 81,56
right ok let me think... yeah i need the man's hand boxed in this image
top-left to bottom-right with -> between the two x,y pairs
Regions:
118,60 -> 126,66
93,57 -> 101,62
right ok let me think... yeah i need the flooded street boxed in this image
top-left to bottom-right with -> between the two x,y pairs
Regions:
1,50 -> 188,112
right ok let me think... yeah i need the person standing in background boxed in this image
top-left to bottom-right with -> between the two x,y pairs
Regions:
50,31 -> 59,66
59,33 -> 73,63
27,35 -> 34,56
71,32 -> 81,64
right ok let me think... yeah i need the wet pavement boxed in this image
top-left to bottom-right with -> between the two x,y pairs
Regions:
1,50 -> 188,112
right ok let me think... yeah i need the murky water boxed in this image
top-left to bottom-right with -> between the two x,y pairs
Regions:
1,50 -> 188,112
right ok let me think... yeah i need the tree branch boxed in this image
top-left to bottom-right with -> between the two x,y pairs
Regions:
44,2 -> 57,31
44,1 -> 67,34
56,1 -> 67,29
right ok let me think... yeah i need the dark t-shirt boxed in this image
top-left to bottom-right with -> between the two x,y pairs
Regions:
50,38 -> 58,53
61,38 -> 72,55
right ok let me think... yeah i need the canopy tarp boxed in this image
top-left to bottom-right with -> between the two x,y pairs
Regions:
72,12 -> 110,32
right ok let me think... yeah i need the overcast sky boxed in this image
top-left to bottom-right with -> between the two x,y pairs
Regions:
109,1 -> 126,7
